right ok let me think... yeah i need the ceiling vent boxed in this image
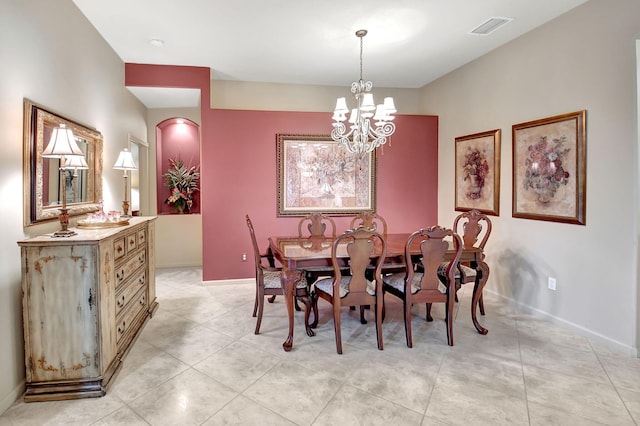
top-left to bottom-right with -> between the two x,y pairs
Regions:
469,17 -> 513,35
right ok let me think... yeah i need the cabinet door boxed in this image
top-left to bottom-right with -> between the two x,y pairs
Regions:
23,245 -> 100,382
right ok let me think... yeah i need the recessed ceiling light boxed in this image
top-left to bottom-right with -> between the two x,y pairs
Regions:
150,38 -> 165,47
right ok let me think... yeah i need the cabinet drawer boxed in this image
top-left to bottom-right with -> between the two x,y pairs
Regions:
115,250 -> 146,289
137,229 -> 146,247
115,271 -> 146,317
127,233 -> 137,252
114,238 -> 126,261
116,289 -> 147,345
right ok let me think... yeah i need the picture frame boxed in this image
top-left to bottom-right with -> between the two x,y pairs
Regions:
455,129 -> 501,215
276,133 -> 376,216
512,110 -> 586,225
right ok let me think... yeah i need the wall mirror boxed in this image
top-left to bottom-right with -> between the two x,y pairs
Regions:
23,99 -> 103,226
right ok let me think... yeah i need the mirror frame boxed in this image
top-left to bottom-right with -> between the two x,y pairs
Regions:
23,99 -> 103,226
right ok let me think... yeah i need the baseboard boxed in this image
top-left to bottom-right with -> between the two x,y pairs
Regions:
485,290 -> 638,357
0,380 -> 24,415
202,278 -> 254,287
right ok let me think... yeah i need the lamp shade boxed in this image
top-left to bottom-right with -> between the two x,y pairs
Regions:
62,155 -> 89,170
42,124 -> 83,158
112,149 -> 137,170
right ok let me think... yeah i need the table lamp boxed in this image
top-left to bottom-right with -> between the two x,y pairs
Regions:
112,148 -> 137,217
62,155 -> 89,203
42,124 -> 84,237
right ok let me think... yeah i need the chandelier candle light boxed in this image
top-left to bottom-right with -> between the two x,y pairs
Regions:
42,124 -> 85,237
331,29 -> 396,155
112,148 -> 138,217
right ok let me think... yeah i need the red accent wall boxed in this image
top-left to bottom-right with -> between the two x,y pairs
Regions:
124,64 -> 439,281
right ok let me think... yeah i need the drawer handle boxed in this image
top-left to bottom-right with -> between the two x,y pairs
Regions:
116,295 -> 125,308
116,269 -> 125,281
138,274 -> 145,286
117,321 -> 126,336
139,295 -> 146,306
138,253 -> 145,264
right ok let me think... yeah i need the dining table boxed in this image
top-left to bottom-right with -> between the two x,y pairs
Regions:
268,232 -> 490,352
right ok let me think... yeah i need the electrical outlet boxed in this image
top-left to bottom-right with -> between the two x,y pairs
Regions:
548,277 -> 557,291
241,253 -> 247,262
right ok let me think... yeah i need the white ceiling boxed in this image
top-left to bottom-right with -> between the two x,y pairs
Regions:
73,0 -> 587,108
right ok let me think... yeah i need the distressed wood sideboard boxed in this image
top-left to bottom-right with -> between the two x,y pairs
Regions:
18,216 -> 158,402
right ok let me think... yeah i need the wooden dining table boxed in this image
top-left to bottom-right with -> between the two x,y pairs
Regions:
268,233 -> 490,352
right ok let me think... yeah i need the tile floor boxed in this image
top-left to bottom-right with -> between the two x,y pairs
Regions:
2,267 -> 640,425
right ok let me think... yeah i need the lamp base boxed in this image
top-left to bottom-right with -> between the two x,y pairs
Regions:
51,229 -> 77,238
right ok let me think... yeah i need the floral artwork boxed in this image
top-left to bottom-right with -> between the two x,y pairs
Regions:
463,148 -> 490,200
163,158 -> 200,214
455,129 -> 500,215
277,134 -> 375,216
512,110 -> 586,225
523,136 -> 570,204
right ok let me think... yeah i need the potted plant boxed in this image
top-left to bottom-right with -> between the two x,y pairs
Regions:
163,158 -> 200,213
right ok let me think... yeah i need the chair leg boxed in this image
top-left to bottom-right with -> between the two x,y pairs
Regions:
254,289 -> 266,334
404,298 -> 413,348
294,297 -> 301,311
252,286 -> 259,317
359,306 -> 367,324
333,302 -> 343,354
479,293 -> 485,315
445,294 -> 455,346
426,303 -> 433,322
298,293 -> 315,337
267,295 -> 276,303
375,301 -> 384,351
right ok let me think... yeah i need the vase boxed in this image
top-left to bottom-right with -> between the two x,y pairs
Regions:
467,174 -> 482,200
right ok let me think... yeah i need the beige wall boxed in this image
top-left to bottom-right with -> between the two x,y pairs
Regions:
146,107 -> 203,267
422,0 -> 640,354
0,0 -> 147,413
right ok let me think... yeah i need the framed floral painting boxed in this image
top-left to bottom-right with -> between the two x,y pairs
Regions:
455,129 -> 501,215
276,134 -> 376,216
512,110 -> 586,225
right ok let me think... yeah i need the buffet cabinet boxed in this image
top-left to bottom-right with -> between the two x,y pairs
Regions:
18,217 -> 158,402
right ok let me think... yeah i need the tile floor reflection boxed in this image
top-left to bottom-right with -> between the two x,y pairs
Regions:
2,267 -> 639,425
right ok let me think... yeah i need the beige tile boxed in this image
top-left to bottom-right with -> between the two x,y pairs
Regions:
618,388 -> 640,424
518,339 -> 610,384
155,323 -> 235,366
528,401 -> 618,426
193,340 -> 281,392
426,374 -> 529,425
243,361 -> 342,425
314,384 -> 423,426
128,368 -> 238,425
91,405 -> 149,425
3,394 -> 124,426
110,352 -> 190,403
202,395 -> 297,425
523,365 -> 635,425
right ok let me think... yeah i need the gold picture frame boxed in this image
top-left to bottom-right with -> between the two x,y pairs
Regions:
276,134 -> 376,216
512,110 -> 586,224
455,129 -> 501,216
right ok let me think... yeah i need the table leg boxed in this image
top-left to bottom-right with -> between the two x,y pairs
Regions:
281,268 -> 298,352
471,261 -> 490,335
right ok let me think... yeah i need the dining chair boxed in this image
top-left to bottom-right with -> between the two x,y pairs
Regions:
298,213 -> 337,238
383,226 -> 463,347
452,209 -> 492,315
308,226 -> 387,354
349,211 -> 387,235
246,214 -> 314,334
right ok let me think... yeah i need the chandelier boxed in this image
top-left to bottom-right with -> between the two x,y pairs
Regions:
331,29 -> 396,155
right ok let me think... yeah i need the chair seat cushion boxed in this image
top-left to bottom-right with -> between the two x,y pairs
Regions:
263,271 -> 307,289
439,262 -> 477,283
384,272 -> 447,294
314,276 -> 376,298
